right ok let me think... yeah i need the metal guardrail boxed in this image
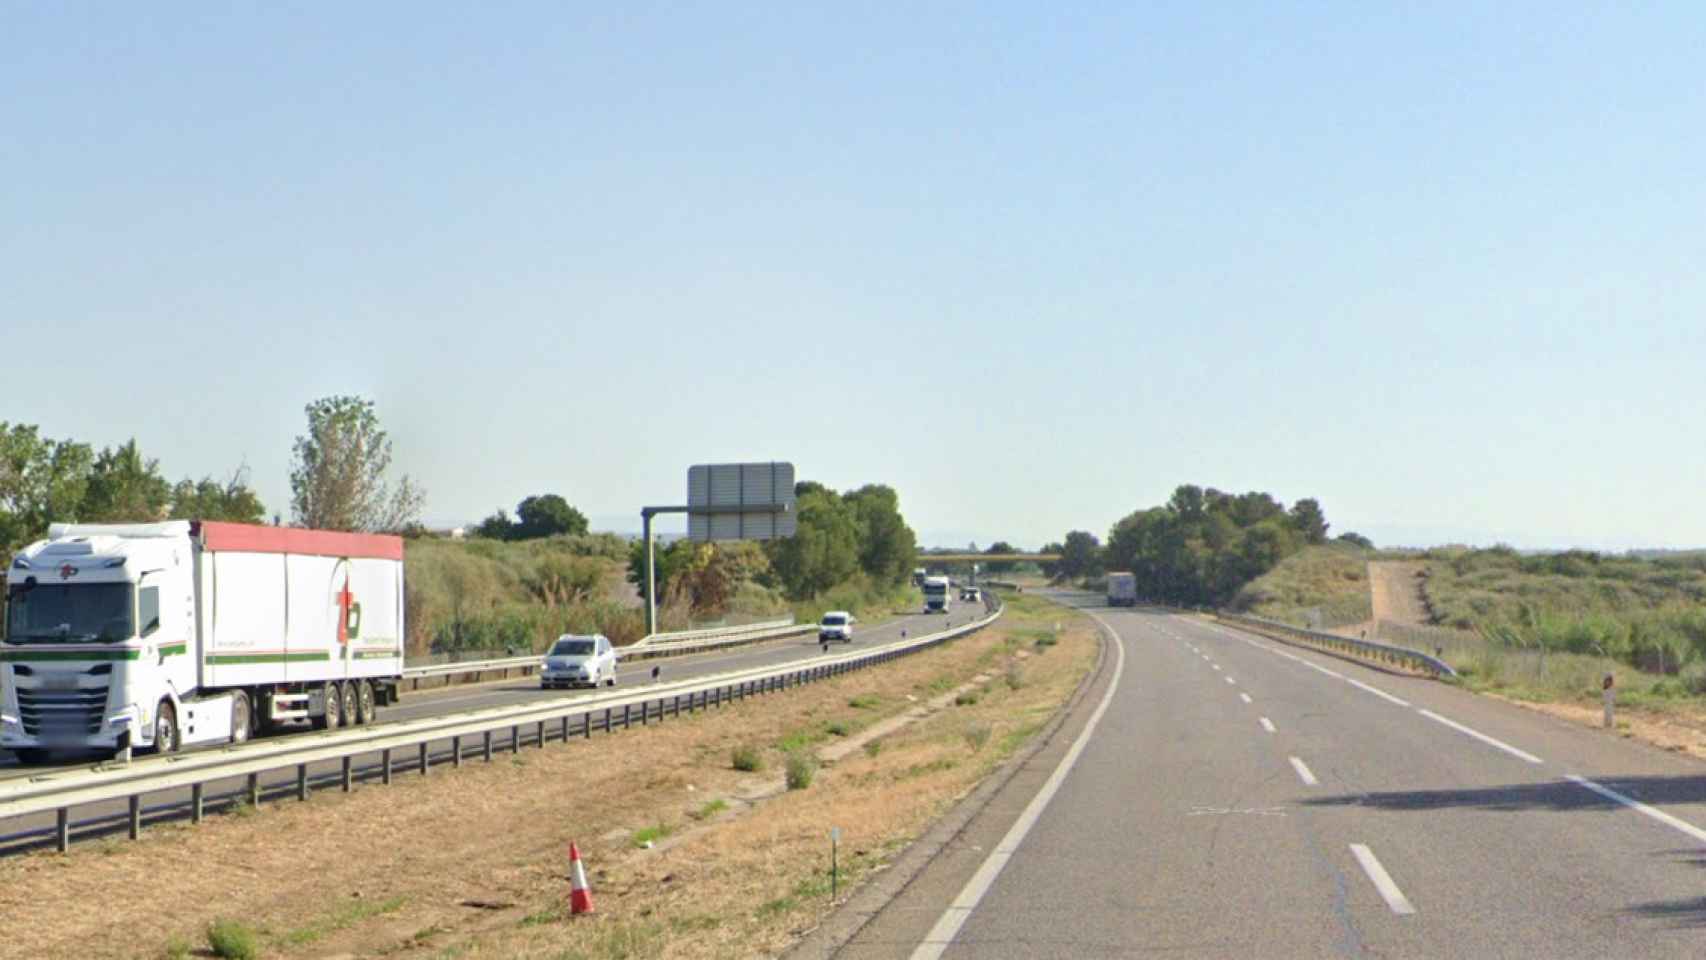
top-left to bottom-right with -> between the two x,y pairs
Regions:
398,618 -> 808,686
1214,612 -> 1457,678
1,601 -> 1003,853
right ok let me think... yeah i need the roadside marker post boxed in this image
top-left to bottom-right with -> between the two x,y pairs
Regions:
1603,674 -> 1615,729
831,827 -> 841,901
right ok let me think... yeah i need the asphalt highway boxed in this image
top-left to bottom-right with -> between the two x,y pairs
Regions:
838,597 -> 1706,959
0,606 -> 973,852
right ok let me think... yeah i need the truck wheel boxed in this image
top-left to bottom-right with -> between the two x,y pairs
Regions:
315,682 -> 344,731
150,701 -> 179,754
14,749 -> 49,765
352,680 -> 374,725
230,691 -> 252,744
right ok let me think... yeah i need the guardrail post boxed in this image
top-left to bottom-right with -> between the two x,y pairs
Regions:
248,772 -> 260,807
128,795 -> 141,839
382,749 -> 393,784
673,694 -> 680,717
342,756 -> 353,792
604,707 -> 612,732
419,741 -> 430,775
622,704 -> 631,729
536,719 -> 545,747
483,731 -> 493,762
583,712 -> 592,739
510,725 -> 520,752
453,734 -> 463,767
297,764 -> 309,801
56,808 -> 69,853
191,783 -> 204,823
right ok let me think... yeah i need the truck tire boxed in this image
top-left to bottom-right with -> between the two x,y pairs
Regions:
14,749 -> 49,765
230,691 -> 252,744
149,701 -> 179,755
315,682 -> 344,731
352,680 -> 374,725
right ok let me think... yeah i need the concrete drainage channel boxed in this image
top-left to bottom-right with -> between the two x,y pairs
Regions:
0,599 -> 1002,856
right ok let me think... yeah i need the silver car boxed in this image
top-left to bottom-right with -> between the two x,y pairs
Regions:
540,634 -> 618,689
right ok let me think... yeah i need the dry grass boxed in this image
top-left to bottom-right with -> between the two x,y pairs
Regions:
0,592 -> 1096,960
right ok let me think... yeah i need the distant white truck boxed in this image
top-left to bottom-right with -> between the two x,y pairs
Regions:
2,521 -> 405,762
1107,572 -> 1138,607
923,576 -> 952,614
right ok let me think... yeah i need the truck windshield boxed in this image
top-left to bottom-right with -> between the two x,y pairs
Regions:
924,584 -> 946,594
822,614 -> 847,626
5,583 -> 135,643
551,639 -> 595,656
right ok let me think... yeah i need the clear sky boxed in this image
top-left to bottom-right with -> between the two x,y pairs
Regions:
4,4 -> 1702,550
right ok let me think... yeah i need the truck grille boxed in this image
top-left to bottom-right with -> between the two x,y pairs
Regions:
18,686 -> 109,737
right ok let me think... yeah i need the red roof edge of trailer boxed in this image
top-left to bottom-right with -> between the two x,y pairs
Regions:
191,521 -> 405,561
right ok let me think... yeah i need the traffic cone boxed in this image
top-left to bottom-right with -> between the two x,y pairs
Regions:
568,842 -> 595,915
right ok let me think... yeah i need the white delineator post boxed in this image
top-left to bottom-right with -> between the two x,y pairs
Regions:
1603,673 -> 1615,730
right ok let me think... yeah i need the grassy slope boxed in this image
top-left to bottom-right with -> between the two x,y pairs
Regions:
1232,542 -> 1374,629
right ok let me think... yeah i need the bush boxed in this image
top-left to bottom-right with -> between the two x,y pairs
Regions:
1005,663 -> 1025,690
826,720 -> 851,737
964,722 -> 992,752
954,691 -> 979,706
730,744 -> 763,772
784,750 -> 817,790
206,919 -> 258,960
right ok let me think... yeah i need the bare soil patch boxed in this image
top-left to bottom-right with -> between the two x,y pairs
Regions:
0,596 -> 1095,960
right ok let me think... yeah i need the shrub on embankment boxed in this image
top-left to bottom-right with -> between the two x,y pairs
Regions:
1232,541 -> 1374,628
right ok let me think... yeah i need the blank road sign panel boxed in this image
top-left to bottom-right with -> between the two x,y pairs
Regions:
688,462 -> 796,541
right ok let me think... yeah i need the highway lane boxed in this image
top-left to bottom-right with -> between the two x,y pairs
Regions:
839,598 -> 1706,959
0,605 -> 973,852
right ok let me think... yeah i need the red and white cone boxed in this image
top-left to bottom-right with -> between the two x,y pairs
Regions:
568,842 -> 595,915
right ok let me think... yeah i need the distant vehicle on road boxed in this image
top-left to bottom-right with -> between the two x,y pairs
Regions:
818,611 -> 855,643
1107,572 -> 1138,607
3,520 -> 404,763
960,586 -> 981,603
540,634 -> 617,689
912,567 -> 927,586
923,576 -> 952,613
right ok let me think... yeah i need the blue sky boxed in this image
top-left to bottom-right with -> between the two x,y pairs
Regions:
4,3 -> 1702,550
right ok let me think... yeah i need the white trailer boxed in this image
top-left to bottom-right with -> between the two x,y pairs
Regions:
1107,572 -> 1138,607
922,575 -> 952,613
2,521 -> 405,762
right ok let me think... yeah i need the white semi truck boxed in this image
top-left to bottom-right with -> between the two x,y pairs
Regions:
2,520 -> 405,762
1107,571 -> 1138,607
922,575 -> 952,614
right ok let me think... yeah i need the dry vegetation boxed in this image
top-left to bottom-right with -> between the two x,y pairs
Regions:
0,593 -> 1096,960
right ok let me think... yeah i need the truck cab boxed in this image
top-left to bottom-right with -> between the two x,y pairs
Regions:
3,525 -> 197,760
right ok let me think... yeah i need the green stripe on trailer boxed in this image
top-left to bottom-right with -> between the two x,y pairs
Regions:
0,648 -> 142,662
352,649 -> 400,660
205,652 -> 332,665
159,643 -> 188,657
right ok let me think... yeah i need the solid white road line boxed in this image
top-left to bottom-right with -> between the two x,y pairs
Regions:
1259,717 -> 1276,733
1346,677 -> 1411,707
911,609 -> 1128,960
1350,844 -> 1416,915
1289,756 -> 1319,785
1240,692 -> 1252,704
1566,775 -> 1706,845
1416,709 -> 1543,764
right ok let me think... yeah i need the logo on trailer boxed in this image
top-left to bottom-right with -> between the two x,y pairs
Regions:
331,559 -> 362,645
58,564 -> 78,580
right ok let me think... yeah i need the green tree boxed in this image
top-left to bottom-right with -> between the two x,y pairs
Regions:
288,396 -> 424,532
1337,531 -> 1374,549
984,541 -> 1019,574
1038,542 -> 1065,579
474,509 -> 516,540
169,466 -> 266,523
0,423 -> 93,551
627,537 -> 690,606
80,440 -> 171,522
842,484 -> 918,586
765,486 -> 859,598
1288,498 -> 1329,545
1058,530 -> 1102,581
514,494 -> 589,540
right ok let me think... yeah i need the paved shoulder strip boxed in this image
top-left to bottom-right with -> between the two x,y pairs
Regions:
909,609 -> 1128,960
